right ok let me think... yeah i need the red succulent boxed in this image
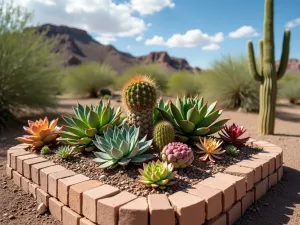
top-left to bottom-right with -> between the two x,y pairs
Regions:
219,123 -> 249,147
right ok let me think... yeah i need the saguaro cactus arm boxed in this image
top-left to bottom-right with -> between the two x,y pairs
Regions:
277,29 -> 291,80
248,41 -> 263,82
259,39 -> 264,75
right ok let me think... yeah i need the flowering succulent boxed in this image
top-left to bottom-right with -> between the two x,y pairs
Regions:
219,123 -> 249,147
161,142 -> 194,169
56,146 -> 76,159
196,137 -> 225,162
138,160 -> 177,189
40,146 -> 50,155
16,117 -> 62,150
93,124 -> 153,169
225,145 -> 240,157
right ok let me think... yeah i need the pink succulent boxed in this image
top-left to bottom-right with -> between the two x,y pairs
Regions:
219,123 -> 250,147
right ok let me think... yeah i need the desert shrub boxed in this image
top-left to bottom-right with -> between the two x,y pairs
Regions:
62,62 -> 117,97
199,55 -> 259,112
279,74 -> 300,104
168,72 -> 201,97
0,1 -> 60,128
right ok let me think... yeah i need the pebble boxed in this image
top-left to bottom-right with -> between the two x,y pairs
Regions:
37,203 -> 47,215
9,215 -> 16,220
3,213 -> 8,217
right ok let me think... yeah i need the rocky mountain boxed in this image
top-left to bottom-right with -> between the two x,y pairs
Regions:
36,24 -> 201,74
276,58 -> 300,74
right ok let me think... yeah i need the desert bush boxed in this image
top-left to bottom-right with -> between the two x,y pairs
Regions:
168,72 -> 201,97
279,74 -> 300,104
0,1 -> 60,128
199,55 -> 259,112
62,62 -> 117,97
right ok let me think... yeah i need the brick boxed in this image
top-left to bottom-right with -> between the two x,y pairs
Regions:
83,184 -> 119,222
49,197 -> 64,221
58,174 -> 89,205
16,154 -> 38,174
169,191 -> 205,225
236,160 -> 262,183
187,184 -> 222,220
262,145 -> 283,152
11,151 -> 31,169
48,169 -> 76,197
255,178 -> 268,200
224,165 -> 254,191
29,182 -> 39,199
206,213 -> 227,225
148,194 -> 175,225
248,157 -> 269,179
62,206 -> 81,225
252,153 -> 276,174
23,157 -> 48,179
268,172 -> 278,188
36,188 -> 50,207
80,218 -> 96,225
259,151 -> 281,169
7,148 -> 27,166
253,140 -> 275,147
198,177 -> 235,211
278,167 -> 283,181
31,161 -> 55,185
13,171 -> 22,187
21,176 -> 30,193
119,197 -> 148,225
40,165 -> 66,192
241,190 -> 254,214
69,180 -> 102,214
226,201 -> 241,225
6,164 -> 13,179
246,138 -> 256,145
214,173 -> 246,200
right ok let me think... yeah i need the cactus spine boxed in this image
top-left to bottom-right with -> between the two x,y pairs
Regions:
153,121 -> 175,152
247,0 -> 290,135
122,75 -> 157,138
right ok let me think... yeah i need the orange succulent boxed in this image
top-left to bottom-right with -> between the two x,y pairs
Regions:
196,137 -> 225,163
16,117 -> 62,149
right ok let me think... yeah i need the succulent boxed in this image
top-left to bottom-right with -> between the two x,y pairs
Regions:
16,117 -> 62,150
153,121 -> 175,152
153,98 -> 169,124
225,145 -> 240,157
219,123 -> 250,147
57,100 -> 123,152
156,96 -> 229,143
196,137 -> 225,163
93,124 -> 153,169
161,142 -> 194,169
138,160 -> 177,189
56,146 -> 76,159
40,146 -> 50,155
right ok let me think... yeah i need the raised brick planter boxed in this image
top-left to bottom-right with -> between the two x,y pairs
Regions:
5,140 -> 283,225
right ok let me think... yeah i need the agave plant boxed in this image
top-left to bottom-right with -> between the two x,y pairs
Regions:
196,137 -> 225,163
57,100 -> 123,152
225,145 -> 240,157
156,96 -> 229,143
219,123 -> 249,147
153,98 -> 169,124
16,117 -> 62,150
93,124 -> 153,169
138,160 -> 177,189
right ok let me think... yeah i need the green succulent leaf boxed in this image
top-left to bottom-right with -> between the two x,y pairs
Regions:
179,120 -> 195,133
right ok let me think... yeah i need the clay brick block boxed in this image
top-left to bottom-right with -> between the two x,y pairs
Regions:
49,197 -> 64,221
241,190 -> 254,214
224,165 -> 254,191
69,180 -> 102,214
248,157 -> 269,179
31,161 -> 55,185
40,165 -> 66,192
83,184 -> 119,222
58,174 -> 89,205
7,148 -> 26,166
214,173 -> 246,200
48,169 -> 77,197
119,197 -> 149,225
23,157 -> 48,179
36,188 -> 50,207
187,184 -> 222,220
21,176 -> 30,194
268,172 -> 278,188
13,171 -> 22,187
198,177 -> 235,211
236,160 -> 262,183
16,154 -> 38,174
259,151 -> 281,169
11,151 -> 31,169
62,206 -> 81,225
29,182 -> 39,199
148,194 -> 175,225
80,218 -> 96,225
6,164 -> 13,179
246,138 -> 256,145
252,153 -> 276,174
253,140 -> 275,147
206,213 -> 227,225
226,201 -> 241,225
255,178 -> 268,200
169,191 -> 205,225
278,167 -> 283,181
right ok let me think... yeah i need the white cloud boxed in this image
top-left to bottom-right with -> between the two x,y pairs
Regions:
135,35 -> 144,41
145,29 -> 224,48
202,43 -> 220,51
286,18 -> 300,29
229,26 -> 259,38
131,0 -> 175,15
95,36 -> 117,45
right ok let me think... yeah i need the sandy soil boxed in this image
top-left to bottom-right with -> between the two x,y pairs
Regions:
0,97 -> 300,225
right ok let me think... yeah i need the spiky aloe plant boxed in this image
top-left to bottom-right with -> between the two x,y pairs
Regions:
153,98 -> 169,124
56,146 -> 77,159
247,0 -> 290,135
153,121 -> 175,152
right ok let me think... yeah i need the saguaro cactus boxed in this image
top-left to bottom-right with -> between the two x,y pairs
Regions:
247,0 -> 290,135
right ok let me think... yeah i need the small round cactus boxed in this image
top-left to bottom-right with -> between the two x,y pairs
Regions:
153,121 -> 175,152
161,142 -> 194,169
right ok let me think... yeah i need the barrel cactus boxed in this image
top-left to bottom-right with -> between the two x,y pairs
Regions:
153,121 -> 175,152
161,142 -> 194,169
122,75 -> 157,139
